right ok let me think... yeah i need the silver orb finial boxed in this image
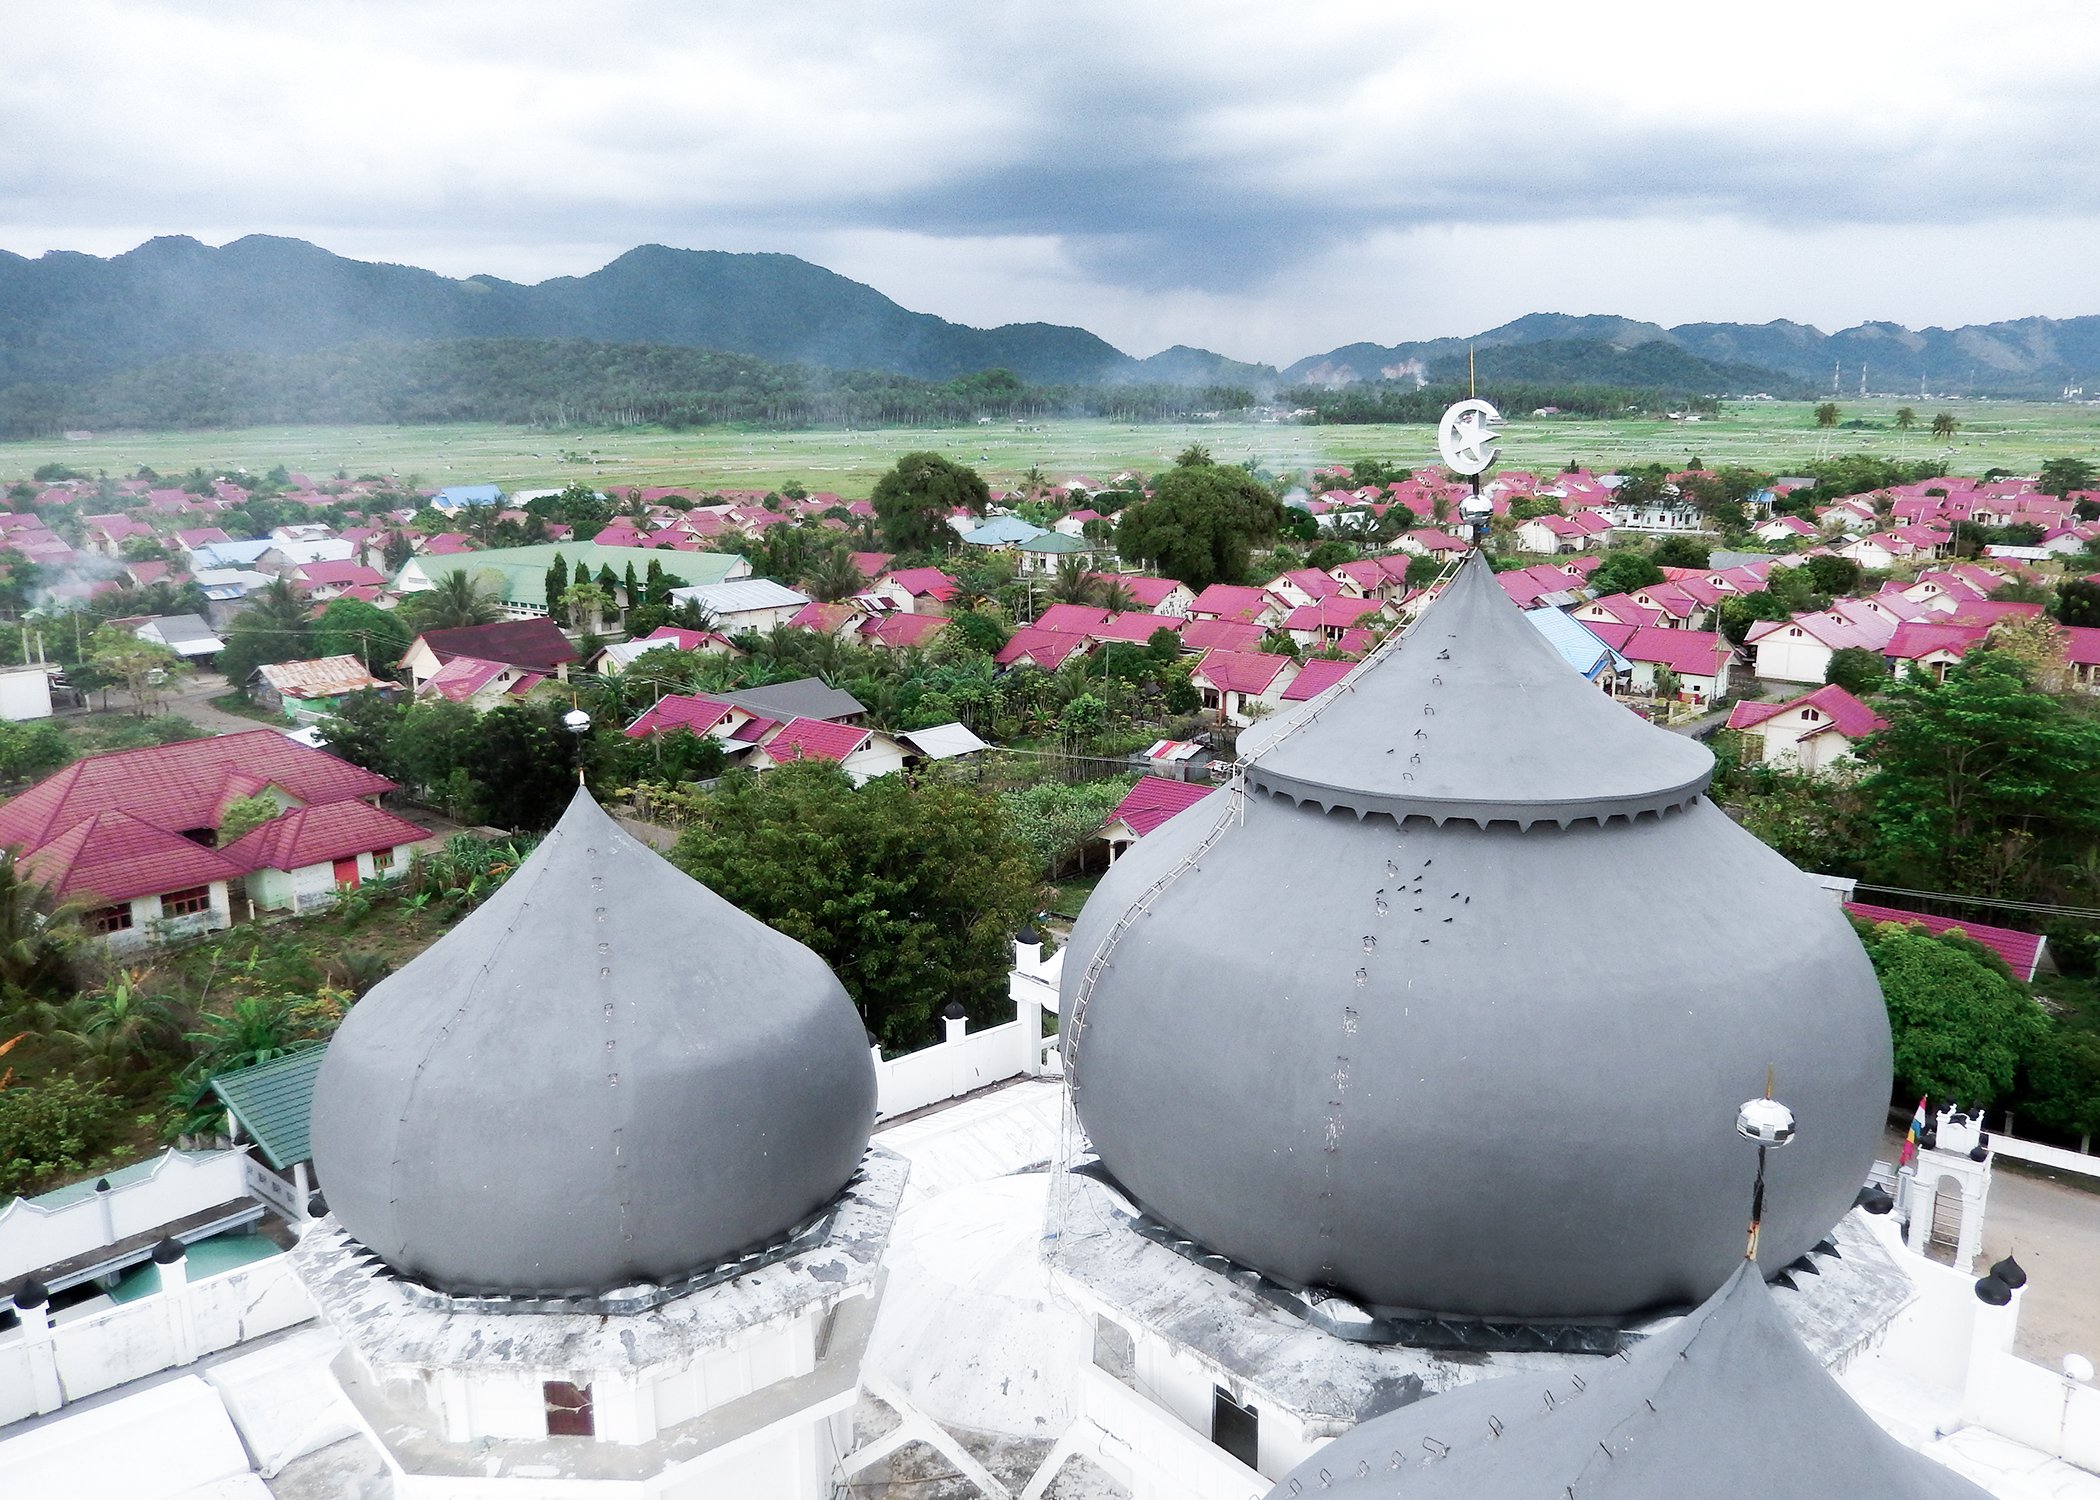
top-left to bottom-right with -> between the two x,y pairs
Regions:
1737,1096 -> 1796,1147
1437,398 -> 1502,476
563,707 -> 592,736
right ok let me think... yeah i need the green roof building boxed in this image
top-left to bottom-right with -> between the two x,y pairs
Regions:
395,544 -> 749,614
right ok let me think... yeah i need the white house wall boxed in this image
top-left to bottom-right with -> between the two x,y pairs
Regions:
1752,631 -> 1834,685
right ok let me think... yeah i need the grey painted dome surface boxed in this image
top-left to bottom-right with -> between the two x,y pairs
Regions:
1062,557 -> 1892,1321
310,790 -> 875,1297
1238,556 -> 1714,828
1263,1263 -> 1989,1500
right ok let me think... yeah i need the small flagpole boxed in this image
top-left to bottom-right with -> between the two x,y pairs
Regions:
1468,344 -> 1476,399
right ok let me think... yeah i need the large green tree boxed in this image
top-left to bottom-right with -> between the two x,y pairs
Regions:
217,579 -> 311,689
1861,923 -> 2044,1106
1860,649 -> 2100,895
312,598 -> 411,676
667,761 -> 1035,1047
1112,463 -> 1282,590
871,452 -> 990,553
1585,549 -> 1665,597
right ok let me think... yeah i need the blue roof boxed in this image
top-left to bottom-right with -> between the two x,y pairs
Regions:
435,484 -> 503,508
961,517 -> 1046,546
190,538 -> 274,568
1525,606 -> 1630,681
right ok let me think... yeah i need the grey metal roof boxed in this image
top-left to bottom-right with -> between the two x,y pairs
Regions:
1239,555 -> 1711,829
1264,1263 -> 1989,1499
309,789 -> 876,1297
897,722 -> 990,760
1061,548 -> 1892,1323
210,1044 -> 327,1169
667,578 -> 812,613
714,676 -> 867,723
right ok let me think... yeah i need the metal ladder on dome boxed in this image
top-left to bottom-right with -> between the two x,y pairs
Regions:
1044,551 -> 1468,1258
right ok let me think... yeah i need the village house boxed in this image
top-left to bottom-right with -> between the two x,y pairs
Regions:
667,578 -> 812,634
0,731 -> 417,948
249,656 -> 391,722
1096,776 -> 1217,865
1744,602 -> 1899,685
399,618 -> 578,691
869,567 -> 958,616
1616,626 -> 1736,702
736,718 -> 909,785
592,625 -> 740,673
415,656 -> 549,710
1885,620 -> 1990,682
393,543 -> 746,620
1190,649 -> 1299,725
1726,684 -> 1887,774
1087,573 -> 1193,615
1185,584 -> 1288,628
1754,515 -> 1820,544
1279,595 -> 1391,649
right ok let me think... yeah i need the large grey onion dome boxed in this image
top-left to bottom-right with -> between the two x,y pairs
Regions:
1263,1262 -> 1990,1499
1061,555 -> 1891,1320
310,790 -> 876,1297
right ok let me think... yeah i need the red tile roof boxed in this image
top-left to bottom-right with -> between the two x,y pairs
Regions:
23,811 -> 246,904
761,717 -> 872,763
882,567 -> 958,602
415,619 -> 578,673
1620,627 -> 1731,676
1178,618 -> 1264,654
1194,649 -> 1294,695
1281,657 -> 1355,701
0,730 -> 392,854
1106,777 -> 1216,838
1846,901 -> 2046,981
996,626 -> 1091,669
1089,574 -> 1187,608
1885,620 -> 1988,661
223,800 -> 428,872
1282,597 -> 1387,631
1187,584 -> 1277,624
624,693 -> 736,738
1725,684 -> 1886,740
860,613 -> 947,649
421,656 -> 515,701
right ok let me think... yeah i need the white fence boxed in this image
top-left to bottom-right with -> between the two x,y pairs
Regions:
0,1254 -> 314,1426
1989,1132 -> 2100,1181
874,938 -> 1063,1121
0,1150 -> 254,1288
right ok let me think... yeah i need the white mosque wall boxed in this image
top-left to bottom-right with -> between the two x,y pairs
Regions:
0,1254 -> 313,1425
1988,1132 -> 2100,1181
0,1147 -> 252,1285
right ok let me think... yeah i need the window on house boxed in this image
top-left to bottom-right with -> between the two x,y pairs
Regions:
1212,1386 -> 1258,1469
161,886 -> 212,918
544,1380 -> 595,1437
89,904 -> 134,935
1801,708 -> 1820,721
372,847 -> 395,873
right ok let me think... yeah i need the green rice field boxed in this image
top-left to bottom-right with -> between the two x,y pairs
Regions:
2,399 -> 2094,496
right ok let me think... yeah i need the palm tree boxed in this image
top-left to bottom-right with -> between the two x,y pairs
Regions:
1814,403 -> 1840,429
1049,556 -> 1099,606
186,994 -> 310,1075
44,970 -> 177,1076
617,489 -> 655,527
802,547 -> 867,603
1895,406 -> 1917,431
0,849 -> 79,1006
407,569 -> 502,630
1932,411 -> 1959,440
1096,578 -> 1136,615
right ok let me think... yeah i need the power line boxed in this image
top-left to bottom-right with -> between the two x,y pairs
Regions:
1851,883 -> 2100,923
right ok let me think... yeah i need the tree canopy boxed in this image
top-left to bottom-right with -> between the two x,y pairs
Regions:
1861,922 -> 2043,1106
871,452 -> 990,553
1112,462 -> 1282,590
666,761 -> 1035,1047
1860,649 -> 2100,894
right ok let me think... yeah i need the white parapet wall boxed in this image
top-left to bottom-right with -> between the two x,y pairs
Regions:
0,1253 -> 315,1426
873,938 -> 1062,1122
0,1149 -> 255,1287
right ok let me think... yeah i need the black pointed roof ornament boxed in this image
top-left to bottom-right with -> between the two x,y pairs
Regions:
1990,1253 -> 2027,1290
1975,1274 -> 2014,1306
150,1236 -> 186,1264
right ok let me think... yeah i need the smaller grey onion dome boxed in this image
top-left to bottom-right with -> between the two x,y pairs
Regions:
10,1277 -> 49,1309
306,1191 -> 327,1219
310,789 -> 877,1297
1856,1185 -> 1895,1215
1264,1263 -> 1992,1500
94,1177 -> 111,1192
150,1237 -> 186,1265
1970,1145 -> 1990,1162
942,1000 -> 967,1021
1976,1274 -> 2014,1306
1015,923 -> 1043,945
1991,1254 -> 2028,1290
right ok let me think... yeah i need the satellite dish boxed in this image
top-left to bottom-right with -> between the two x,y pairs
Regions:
1438,398 -> 1502,476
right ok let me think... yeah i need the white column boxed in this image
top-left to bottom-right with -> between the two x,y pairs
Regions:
12,1284 -> 63,1415
155,1240 -> 197,1366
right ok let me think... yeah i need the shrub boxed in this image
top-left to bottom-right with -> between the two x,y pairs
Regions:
0,1077 -> 123,1198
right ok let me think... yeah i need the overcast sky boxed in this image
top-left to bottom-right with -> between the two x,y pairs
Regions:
8,1 -> 2097,365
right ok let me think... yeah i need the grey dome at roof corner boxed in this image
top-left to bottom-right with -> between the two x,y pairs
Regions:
308,789 -> 876,1298
1061,554 -> 1893,1322
1262,1263 -> 1992,1500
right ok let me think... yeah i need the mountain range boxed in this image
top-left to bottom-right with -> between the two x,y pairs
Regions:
1,236 -> 2094,399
